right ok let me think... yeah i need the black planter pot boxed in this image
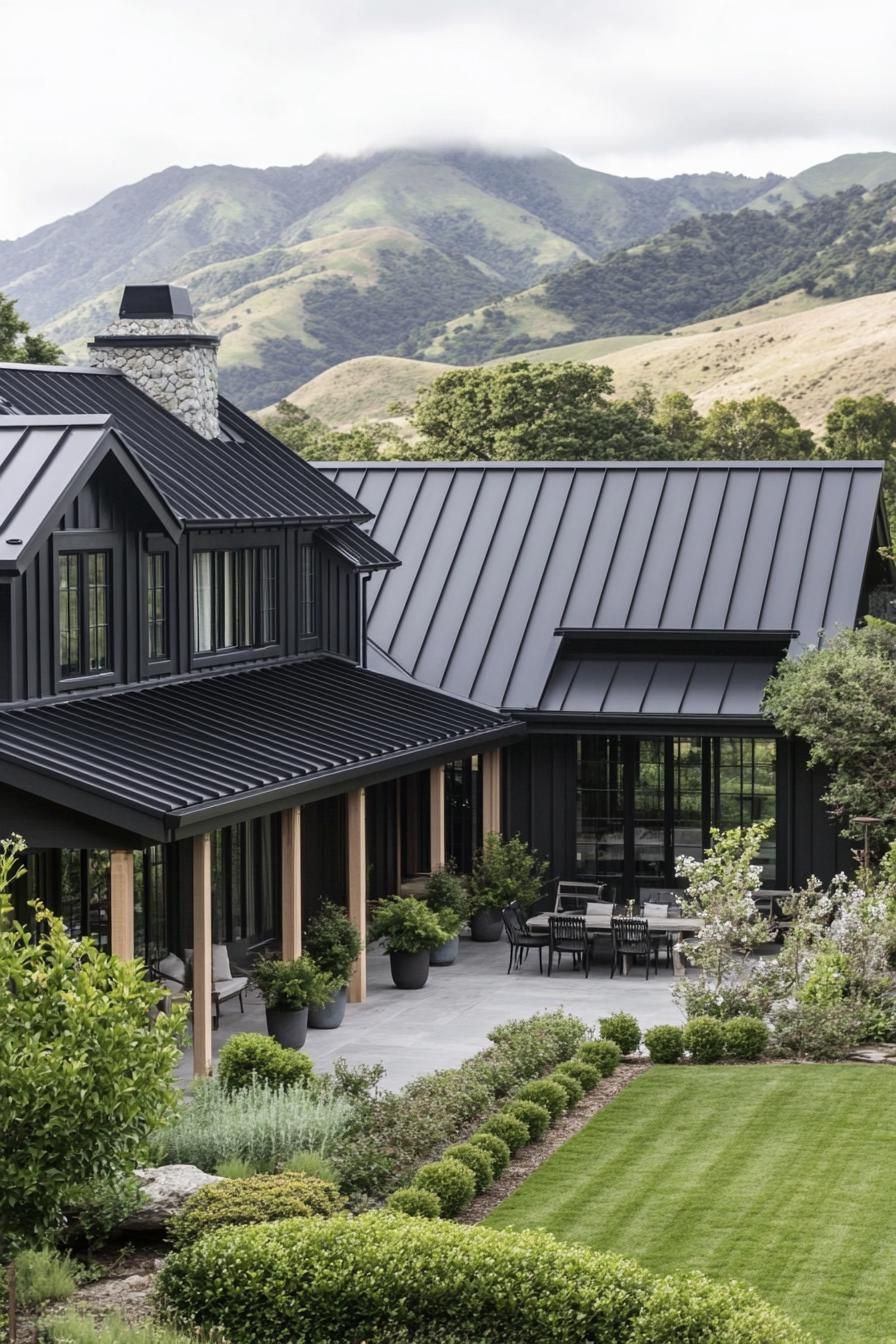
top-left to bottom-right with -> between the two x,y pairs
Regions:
430,935 -> 460,966
470,907 -> 503,942
266,1005 -> 310,1049
389,949 -> 431,989
308,985 -> 348,1030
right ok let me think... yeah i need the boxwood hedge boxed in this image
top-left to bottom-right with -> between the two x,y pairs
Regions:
168,1173 -> 345,1248
158,1212 -> 813,1344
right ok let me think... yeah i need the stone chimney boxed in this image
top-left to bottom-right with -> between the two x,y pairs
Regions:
88,285 -> 220,439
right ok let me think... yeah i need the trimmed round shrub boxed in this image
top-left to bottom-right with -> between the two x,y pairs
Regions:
442,1142 -> 494,1194
479,1111 -> 529,1153
577,1038 -> 622,1076
158,1211 -> 814,1344
547,1069 -> 584,1110
502,1099 -> 552,1142
682,1015 -> 725,1064
217,1033 -> 313,1094
413,1158 -> 476,1217
598,1012 -> 641,1056
514,1078 -> 567,1122
385,1187 -> 441,1219
553,1058 -> 601,1091
468,1131 -> 511,1176
168,1172 -> 345,1248
643,1025 -> 684,1064
722,1015 -> 770,1061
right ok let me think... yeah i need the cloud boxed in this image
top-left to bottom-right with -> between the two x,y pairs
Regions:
1,0 -> 894,238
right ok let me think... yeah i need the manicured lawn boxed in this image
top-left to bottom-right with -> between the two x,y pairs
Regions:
487,1066 -> 896,1344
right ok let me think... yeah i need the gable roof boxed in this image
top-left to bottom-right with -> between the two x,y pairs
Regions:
0,364 -> 369,528
318,460 -> 887,714
0,414 -> 181,574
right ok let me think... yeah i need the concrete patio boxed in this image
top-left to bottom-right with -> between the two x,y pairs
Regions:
175,934 -> 688,1089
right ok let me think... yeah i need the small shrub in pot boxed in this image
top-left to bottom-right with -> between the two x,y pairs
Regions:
722,1015 -> 770,1061
304,900 -> 362,1027
547,1069 -> 584,1110
425,866 -> 467,965
682,1015 -> 725,1063
468,1131 -> 511,1176
503,1099 -> 552,1142
385,1186 -> 442,1218
514,1078 -> 567,1122
441,1142 -> 495,1193
413,1157 -> 476,1216
643,1025 -> 685,1064
254,955 -> 337,1050
479,1111 -> 529,1153
468,832 -> 548,941
577,1039 -> 622,1076
369,895 -> 447,989
598,1012 -> 641,1056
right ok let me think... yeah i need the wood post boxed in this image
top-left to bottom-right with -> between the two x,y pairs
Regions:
482,749 -> 503,838
192,833 -> 213,1078
429,764 -> 446,872
109,849 -> 135,960
347,788 -> 367,1003
281,806 -> 302,961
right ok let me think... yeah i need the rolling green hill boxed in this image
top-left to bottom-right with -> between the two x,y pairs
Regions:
749,150 -> 896,212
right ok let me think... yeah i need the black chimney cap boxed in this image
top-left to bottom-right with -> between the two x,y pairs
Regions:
119,285 -> 193,320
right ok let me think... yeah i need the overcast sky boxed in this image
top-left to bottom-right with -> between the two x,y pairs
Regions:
2,0 -> 895,239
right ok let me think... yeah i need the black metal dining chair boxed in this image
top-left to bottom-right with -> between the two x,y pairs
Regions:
547,913 -> 591,977
501,904 -> 549,974
610,915 -> 658,979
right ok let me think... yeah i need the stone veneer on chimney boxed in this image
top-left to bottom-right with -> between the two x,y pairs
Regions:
88,284 -> 220,439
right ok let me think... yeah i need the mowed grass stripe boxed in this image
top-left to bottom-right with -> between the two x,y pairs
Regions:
486,1066 -> 896,1344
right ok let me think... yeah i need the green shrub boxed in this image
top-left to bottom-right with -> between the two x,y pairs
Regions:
722,1015 -> 770,1061
168,1172 -> 345,1248
553,1058 -> 601,1091
502,1099 -> 552,1142
442,1142 -> 495,1193
643,1025 -> 684,1064
487,1010 -> 588,1069
215,1158 -> 256,1179
368,896 -> 446,954
547,1069 -> 584,1109
303,899 -> 362,986
217,1033 -> 313,1094
157,1211 -> 814,1344
423,866 -> 468,923
479,1111 -> 529,1153
283,1151 -> 339,1184
158,1078 -> 354,1173
61,1173 -> 145,1246
599,1012 -> 641,1055
514,1078 -> 567,1122
253,956 -> 336,1011
577,1038 -> 622,1076
682,1016 -> 725,1064
771,1000 -> 868,1060
468,832 -> 548,915
15,1249 -> 77,1307
384,1187 -> 441,1219
40,1314 -> 195,1344
413,1158 -> 476,1217
468,1131 -> 511,1176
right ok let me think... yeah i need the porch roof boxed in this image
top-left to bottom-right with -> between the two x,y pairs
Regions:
0,656 -> 517,840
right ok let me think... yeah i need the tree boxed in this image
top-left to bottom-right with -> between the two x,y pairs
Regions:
698,396 -> 815,460
763,619 -> 896,851
0,292 -> 63,364
654,391 -> 704,458
0,835 -> 186,1331
823,394 -> 896,518
408,361 -> 673,461
260,400 -> 405,461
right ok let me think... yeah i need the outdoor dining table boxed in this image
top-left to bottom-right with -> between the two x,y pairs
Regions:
526,911 -> 704,976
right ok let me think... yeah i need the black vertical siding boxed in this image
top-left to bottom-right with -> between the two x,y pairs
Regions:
366,779 -> 401,899
301,795 -> 348,926
787,738 -> 854,887
505,736 -> 576,881
318,547 -> 359,661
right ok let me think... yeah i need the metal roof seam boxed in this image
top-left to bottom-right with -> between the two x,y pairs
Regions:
656,469 -> 699,628
819,469 -> 857,640
588,467 -> 640,627
720,466 -> 763,630
385,467 -> 461,656
364,468 -> 413,627
755,466 -> 796,631
556,470 -> 607,629
622,466 -> 672,629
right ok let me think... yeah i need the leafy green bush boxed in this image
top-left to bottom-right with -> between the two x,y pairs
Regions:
771,1000 -> 868,1060
413,1158 -> 476,1217
468,1131 -> 510,1176
217,1034 -> 313,1094
502,1099 -> 552,1142
547,1070 -> 584,1109
423,866 -> 468,924
577,1038 -> 622,1076
15,1249 -> 77,1306
384,1187 -> 441,1219
168,1172 -> 345,1248
643,1025 -> 685,1064
158,1078 -> 354,1173
253,956 -> 336,1011
599,1012 -> 641,1056
283,1151 -> 339,1184
441,1142 -> 494,1194
303,900 -> 362,986
61,1173 -> 144,1246
479,1111 -> 529,1153
157,1211 -> 814,1344
682,1016 -> 725,1064
468,832 -> 548,915
722,1015 -> 770,1061
513,1078 -> 567,1122
40,1313 -> 195,1344
368,896 -> 446,953
553,1058 -> 601,1091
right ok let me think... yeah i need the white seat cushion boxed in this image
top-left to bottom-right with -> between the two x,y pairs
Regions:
157,953 -> 186,988
214,976 -> 248,1000
644,903 -> 669,918
212,943 -> 232,981
586,901 -> 616,915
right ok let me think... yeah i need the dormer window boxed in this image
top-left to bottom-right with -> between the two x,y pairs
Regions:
146,551 -> 169,661
58,549 -> 111,681
191,545 -> 279,658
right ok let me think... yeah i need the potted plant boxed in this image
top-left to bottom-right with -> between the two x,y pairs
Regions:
424,866 -> 467,966
254,954 -> 337,1048
304,899 -> 363,1029
368,895 -> 447,989
468,832 -> 548,942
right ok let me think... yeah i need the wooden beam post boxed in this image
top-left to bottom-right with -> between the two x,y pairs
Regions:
429,764 -> 446,872
482,749 -> 503,838
192,833 -> 213,1079
347,788 -> 367,1003
109,849 -> 135,960
281,806 -> 302,961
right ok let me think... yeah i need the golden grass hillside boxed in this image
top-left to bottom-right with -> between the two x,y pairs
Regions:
274,355 -> 454,428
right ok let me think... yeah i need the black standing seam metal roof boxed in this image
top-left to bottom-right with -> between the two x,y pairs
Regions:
317,461 -> 886,716
319,523 -> 400,572
0,656 -> 515,837
0,364 -> 370,527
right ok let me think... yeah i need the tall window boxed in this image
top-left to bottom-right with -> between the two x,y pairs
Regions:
58,550 -> 111,680
192,547 -> 278,656
146,552 -> 168,661
299,543 -> 317,637
210,819 -> 277,944
134,846 -> 168,962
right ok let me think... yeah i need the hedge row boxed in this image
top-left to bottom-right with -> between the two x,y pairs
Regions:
158,1211 -> 813,1344
644,1016 -> 770,1065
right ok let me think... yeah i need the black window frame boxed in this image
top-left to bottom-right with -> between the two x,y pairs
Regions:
141,536 -> 176,677
188,531 -> 285,670
298,539 -> 319,646
52,530 -> 120,691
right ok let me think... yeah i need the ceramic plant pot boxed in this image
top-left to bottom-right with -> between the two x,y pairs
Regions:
308,985 -> 348,1029
470,907 -> 503,942
430,935 -> 460,966
265,1005 -> 310,1049
389,949 -> 431,989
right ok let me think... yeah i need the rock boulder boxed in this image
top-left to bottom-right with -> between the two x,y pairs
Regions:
122,1164 -> 223,1231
